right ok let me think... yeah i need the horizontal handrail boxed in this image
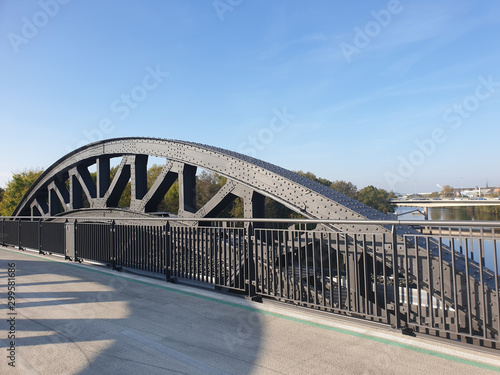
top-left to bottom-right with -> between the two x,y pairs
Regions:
1,216 -> 500,228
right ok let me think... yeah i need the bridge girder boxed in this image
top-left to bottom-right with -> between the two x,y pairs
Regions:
14,137 -> 395,234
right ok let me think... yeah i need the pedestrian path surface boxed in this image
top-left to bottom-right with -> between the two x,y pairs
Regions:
1,246 -> 499,374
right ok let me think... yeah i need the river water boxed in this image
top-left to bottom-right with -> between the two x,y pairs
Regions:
395,207 -> 499,273
395,206 -> 500,221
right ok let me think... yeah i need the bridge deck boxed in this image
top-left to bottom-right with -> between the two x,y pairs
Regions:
1,246 -> 499,375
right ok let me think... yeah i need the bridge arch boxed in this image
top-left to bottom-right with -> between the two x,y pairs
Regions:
13,137 -> 391,233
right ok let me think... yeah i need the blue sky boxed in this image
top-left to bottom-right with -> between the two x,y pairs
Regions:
1,0 -> 499,194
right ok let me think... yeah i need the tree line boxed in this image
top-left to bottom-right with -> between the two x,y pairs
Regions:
0,167 -> 395,217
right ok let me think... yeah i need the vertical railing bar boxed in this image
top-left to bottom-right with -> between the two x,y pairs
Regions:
404,236 -> 410,327
235,226 -> 239,289
298,230 -> 304,304
128,225 -> 132,269
153,226 -> 158,273
183,226 -> 186,278
450,232 -> 459,335
272,228 -> 276,296
217,227 -> 221,286
38,218 -> 42,254
194,227 -> 198,281
146,226 -> 150,272
229,227 -> 233,288
280,229 -> 284,297
336,233 -> 342,311
291,230 -> 296,302
183,227 -> 187,279
164,222 -> 170,280
150,226 -> 155,273
328,232 -> 334,310
190,226 -> 195,280
233,227 -> 237,289
312,231 -> 318,305
283,230 -> 288,299
362,234 -> 369,315
134,224 -> 144,270
201,227 -> 205,283
17,219 -> 21,250
320,233 -> 326,308
198,226 -> 201,282
177,227 -> 181,278
131,225 -> 135,270
392,226 -> 400,330
223,227 -> 228,286
372,234 -> 378,317
438,234 -> 446,334
214,226 -> 218,283
186,227 -> 190,279
492,229 -> 499,343
469,227 -> 474,261
151,225 -> 156,273
286,230 -> 291,300
345,234 -> 351,312
202,227 -> 208,284
425,236 -> 434,331
464,236 -> 473,336
175,227 -> 180,278
110,221 -> 116,270
478,229 -> 487,340
266,230 -> 271,295
353,234 -> 359,313
414,235 -> 422,328
305,231 -> 310,305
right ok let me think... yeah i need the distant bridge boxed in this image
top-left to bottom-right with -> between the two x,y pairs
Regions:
391,199 -> 500,208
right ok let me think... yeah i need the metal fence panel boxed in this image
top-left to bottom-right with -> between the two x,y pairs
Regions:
75,222 -> 111,263
3,220 -> 19,247
20,221 -> 39,250
41,222 -> 66,255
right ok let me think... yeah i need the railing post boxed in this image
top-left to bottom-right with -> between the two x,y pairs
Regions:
165,221 -> 175,282
391,225 -> 401,329
246,221 -> 260,301
65,219 -> 76,261
1,218 -> 4,245
38,218 -> 43,254
17,219 -> 22,250
110,220 -> 116,270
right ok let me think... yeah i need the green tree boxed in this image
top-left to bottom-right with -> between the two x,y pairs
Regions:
0,169 -> 44,216
196,170 -> 226,208
164,181 -> 179,214
295,171 -> 332,187
357,185 -> 394,214
0,187 -> 4,204
441,185 -> 454,198
330,180 -> 358,199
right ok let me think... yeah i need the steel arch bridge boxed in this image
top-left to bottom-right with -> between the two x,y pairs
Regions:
14,137 -> 395,233
8,137 -> 499,347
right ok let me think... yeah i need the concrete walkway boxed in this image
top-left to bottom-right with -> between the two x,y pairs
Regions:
1,246 -> 499,375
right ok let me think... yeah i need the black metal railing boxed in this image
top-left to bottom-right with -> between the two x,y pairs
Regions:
1,217 -> 498,349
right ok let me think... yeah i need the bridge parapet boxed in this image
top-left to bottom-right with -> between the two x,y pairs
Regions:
1,216 -> 498,349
